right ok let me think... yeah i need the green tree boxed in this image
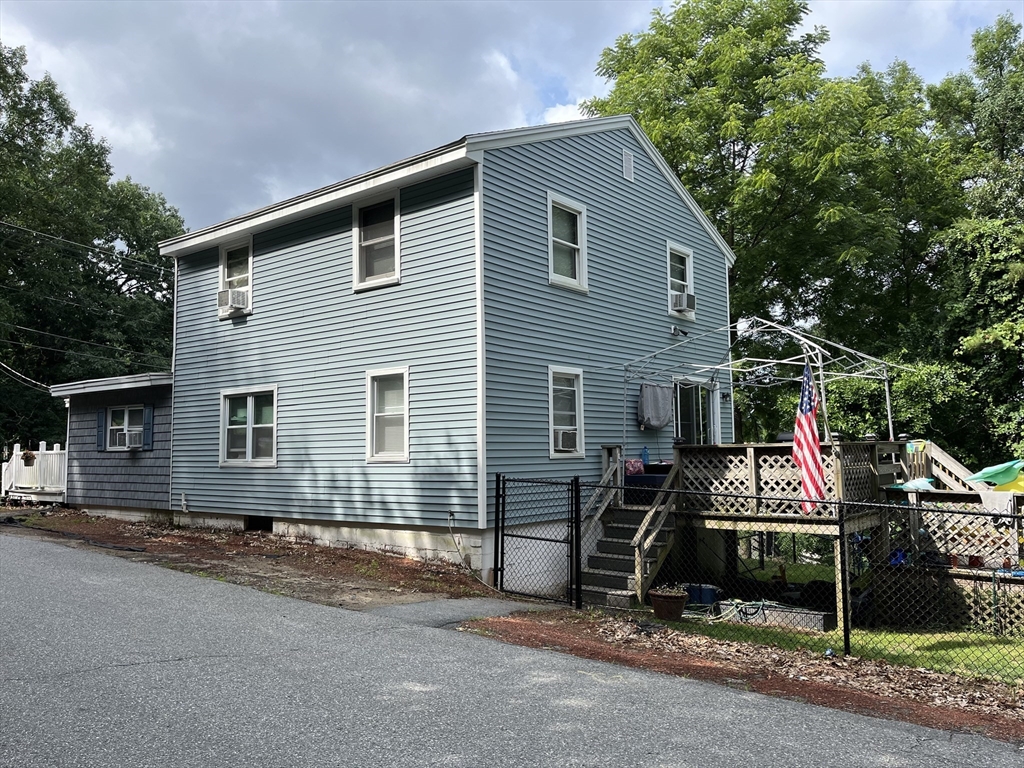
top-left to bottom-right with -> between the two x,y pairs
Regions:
0,43 -> 185,448
583,0 -> 963,355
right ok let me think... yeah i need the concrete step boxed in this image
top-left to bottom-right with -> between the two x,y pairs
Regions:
581,585 -> 639,609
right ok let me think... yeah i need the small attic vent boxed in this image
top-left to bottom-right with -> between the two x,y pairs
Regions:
622,149 -> 634,181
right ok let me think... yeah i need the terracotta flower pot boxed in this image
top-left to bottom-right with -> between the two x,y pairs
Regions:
649,590 -> 689,621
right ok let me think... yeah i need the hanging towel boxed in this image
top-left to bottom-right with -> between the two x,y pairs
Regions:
638,382 -> 673,430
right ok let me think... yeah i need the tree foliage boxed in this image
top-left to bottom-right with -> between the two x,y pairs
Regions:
586,1 -> 1022,464
0,44 -> 185,448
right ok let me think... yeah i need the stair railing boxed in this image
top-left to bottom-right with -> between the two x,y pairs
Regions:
630,463 -> 680,601
923,442 -> 988,492
580,446 -> 622,543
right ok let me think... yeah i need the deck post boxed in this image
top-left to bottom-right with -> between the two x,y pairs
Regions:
746,446 -> 759,516
836,505 -> 852,656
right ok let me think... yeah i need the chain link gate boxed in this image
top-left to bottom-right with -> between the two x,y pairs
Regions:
494,474 -> 582,607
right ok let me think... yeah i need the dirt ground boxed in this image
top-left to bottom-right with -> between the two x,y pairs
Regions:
3,505 -> 1023,745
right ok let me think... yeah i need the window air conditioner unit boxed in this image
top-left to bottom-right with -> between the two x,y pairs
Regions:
553,428 -> 578,453
672,292 -> 696,312
127,431 -> 144,449
218,289 -> 248,314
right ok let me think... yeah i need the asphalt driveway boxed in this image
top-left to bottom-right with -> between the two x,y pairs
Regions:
1,533 -> 1019,767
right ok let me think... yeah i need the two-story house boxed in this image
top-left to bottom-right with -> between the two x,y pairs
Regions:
53,115 -> 736,578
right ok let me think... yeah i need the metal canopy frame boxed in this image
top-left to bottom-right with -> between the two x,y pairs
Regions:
621,316 -> 905,447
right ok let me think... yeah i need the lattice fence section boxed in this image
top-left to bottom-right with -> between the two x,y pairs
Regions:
919,506 -> 1021,569
677,452 -> 751,514
839,443 -> 876,502
757,452 -> 837,516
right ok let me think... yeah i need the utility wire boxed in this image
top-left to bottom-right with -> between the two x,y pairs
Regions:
0,322 -> 169,362
0,220 -> 171,277
0,338 -> 168,370
0,282 -> 168,326
0,359 -> 49,393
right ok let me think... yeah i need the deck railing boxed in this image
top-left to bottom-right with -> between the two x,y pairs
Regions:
2,442 -> 66,497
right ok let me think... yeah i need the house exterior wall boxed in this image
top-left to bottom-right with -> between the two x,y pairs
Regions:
170,168 -> 480,527
65,385 -> 172,510
481,127 -> 734,497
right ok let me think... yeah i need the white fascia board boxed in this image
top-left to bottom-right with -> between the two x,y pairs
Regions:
50,372 -> 173,398
464,115 -> 634,152
161,145 -> 473,258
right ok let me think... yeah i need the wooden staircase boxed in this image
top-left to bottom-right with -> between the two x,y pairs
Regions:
581,504 -> 677,608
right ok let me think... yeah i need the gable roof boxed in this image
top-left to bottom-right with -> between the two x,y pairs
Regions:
160,116 -> 736,267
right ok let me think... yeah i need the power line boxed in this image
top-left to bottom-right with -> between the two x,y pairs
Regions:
0,323 -> 169,362
0,338 -> 168,370
0,220 -> 171,277
0,282 -> 169,326
0,360 -> 49,393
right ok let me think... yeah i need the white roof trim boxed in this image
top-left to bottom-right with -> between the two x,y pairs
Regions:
50,372 -> 173,397
160,145 -> 471,258
161,114 -> 736,268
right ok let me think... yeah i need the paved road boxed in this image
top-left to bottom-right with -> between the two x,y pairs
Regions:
1,534 -> 1020,768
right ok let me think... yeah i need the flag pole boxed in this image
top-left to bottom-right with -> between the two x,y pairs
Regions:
808,346 -> 832,444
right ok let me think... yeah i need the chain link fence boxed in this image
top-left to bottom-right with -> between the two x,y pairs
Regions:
497,474 -> 1024,684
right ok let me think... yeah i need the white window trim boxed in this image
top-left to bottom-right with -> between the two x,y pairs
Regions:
548,365 -> 585,459
106,405 -> 144,451
547,191 -> 588,293
219,384 -> 278,467
666,241 -> 696,319
365,366 -> 410,463
218,236 -> 254,318
352,193 -> 401,292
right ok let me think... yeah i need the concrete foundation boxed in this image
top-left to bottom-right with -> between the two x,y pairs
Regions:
82,507 -> 173,525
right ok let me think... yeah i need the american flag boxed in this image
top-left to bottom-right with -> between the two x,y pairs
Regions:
793,363 -> 825,514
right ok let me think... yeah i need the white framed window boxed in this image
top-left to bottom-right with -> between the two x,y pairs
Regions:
220,386 -> 277,466
548,366 -> 584,458
366,367 -> 409,462
353,196 -> 400,290
107,406 -> 144,450
547,192 -> 587,292
667,242 -> 695,318
218,238 -> 252,318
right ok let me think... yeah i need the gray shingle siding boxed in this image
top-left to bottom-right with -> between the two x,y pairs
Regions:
482,127 -> 734,493
171,168 -> 479,526
66,386 -> 171,510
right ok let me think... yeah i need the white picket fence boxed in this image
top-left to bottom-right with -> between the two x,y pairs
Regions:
2,442 -> 66,501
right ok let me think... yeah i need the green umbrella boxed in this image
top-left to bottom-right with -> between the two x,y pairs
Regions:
966,459 -> 1024,485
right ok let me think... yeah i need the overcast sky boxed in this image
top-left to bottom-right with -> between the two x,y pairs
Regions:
2,0 -> 1020,232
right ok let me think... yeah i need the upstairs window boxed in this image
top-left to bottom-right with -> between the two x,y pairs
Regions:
547,192 -> 587,292
667,242 -> 695,318
548,366 -> 584,458
354,198 -> 399,290
221,387 -> 276,465
219,239 -> 252,318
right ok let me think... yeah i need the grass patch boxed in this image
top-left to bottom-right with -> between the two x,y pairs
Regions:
668,612 -> 1023,684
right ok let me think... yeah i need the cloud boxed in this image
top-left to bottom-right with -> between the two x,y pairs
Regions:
2,0 -> 1018,233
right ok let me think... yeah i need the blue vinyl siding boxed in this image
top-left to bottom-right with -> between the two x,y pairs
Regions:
482,128 -> 734,491
171,169 -> 478,526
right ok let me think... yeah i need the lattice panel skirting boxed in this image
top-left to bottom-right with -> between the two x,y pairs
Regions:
678,454 -> 750,513
839,444 -> 876,502
757,453 -> 837,516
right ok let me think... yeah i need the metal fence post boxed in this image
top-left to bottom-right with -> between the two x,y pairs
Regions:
572,475 -> 582,609
494,473 -> 504,592
837,502 -> 852,656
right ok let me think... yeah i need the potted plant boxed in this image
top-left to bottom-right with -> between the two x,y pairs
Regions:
648,584 -> 690,621
21,449 -> 36,467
